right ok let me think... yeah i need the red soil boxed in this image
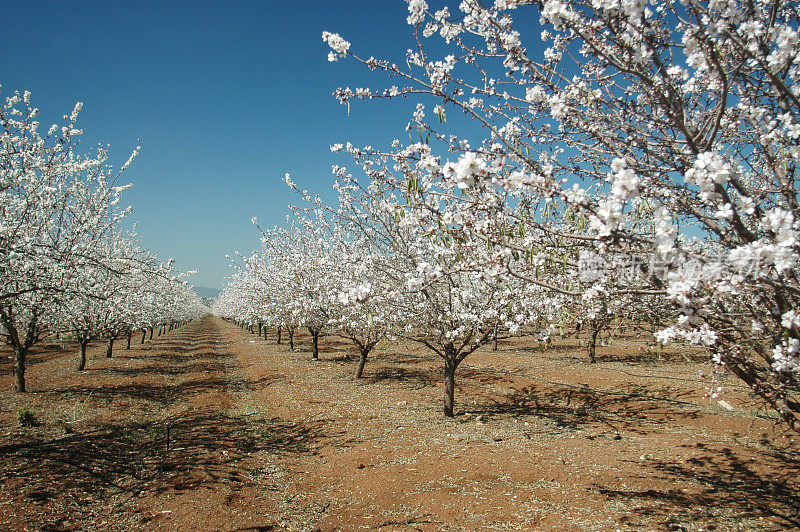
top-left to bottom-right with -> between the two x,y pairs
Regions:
0,316 -> 797,530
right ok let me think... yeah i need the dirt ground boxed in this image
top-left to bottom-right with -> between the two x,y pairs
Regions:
1,315 -> 798,531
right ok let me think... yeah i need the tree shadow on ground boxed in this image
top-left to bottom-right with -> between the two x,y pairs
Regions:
102,359 -> 231,378
472,383 -> 702,433
368,366 -> 439,389
135,349 -> 234,365
143,338 -> 214,349
240,374 -> 285,390
0,411 -> 324,527
583,348 -> 710,366
459,367 -> 512,386
330,353 -> 356,363
327,349 -> 428,368
597,443 -> 800,529
0,344 -> 71,369
49,376 -> 229,406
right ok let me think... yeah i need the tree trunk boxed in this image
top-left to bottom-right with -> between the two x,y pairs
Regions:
493,323 -> 499,351
149,327 -> 154,340
355,346 -> 370,378
289,329 -> 294,351
588,319 -> 600,364
126,331 -> 132,349
12,344 -> 26,392
106,337 -> 114,358
258,323 -> 262,337
443,358 -> 456,418
141,329 -> 147,344
277,327 -> 282,344
310,328 -> 320,360
78,341 -> 88,371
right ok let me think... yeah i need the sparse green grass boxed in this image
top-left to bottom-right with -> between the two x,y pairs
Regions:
17,405 -> 38,427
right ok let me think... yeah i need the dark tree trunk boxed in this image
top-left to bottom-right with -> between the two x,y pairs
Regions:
141,329 -> 147,344
355,345 -> 371,378
493,323 -> 499,351
12,344 -> 26,392
258,323 -> 262,337
310,328 -> 320,360
288,329 -> 294,351
587,318 -> 609,364
78,341 -> 88,371
3,317 -> 38,393
277,327 -> 282,344
149,327 -> 154,340
106,337 -> 115,358
126,331 -> 132,349
443,358 -> 456,418
587,327 -> 600,364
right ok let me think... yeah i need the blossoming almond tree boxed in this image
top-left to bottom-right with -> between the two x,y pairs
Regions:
0,90 -> 135,391
318,165 -> 547,416
280,202 -> 398,378
325,236 -> 397,378
255,215 -> 332,358
324,0 -> 800,430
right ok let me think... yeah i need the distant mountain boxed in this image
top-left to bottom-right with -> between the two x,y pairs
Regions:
192,286 -> 220,299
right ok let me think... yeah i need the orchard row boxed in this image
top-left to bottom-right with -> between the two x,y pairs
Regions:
0,90 -> 206,392
217,0 -> 800,430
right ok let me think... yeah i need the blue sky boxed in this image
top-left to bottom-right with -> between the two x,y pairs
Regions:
1,0 -> 444,288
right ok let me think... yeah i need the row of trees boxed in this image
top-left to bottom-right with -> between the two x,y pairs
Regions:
213,171 -> 665,417
1,89 -> 206,391
219,0 -> 800,431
